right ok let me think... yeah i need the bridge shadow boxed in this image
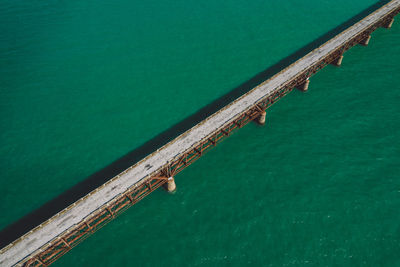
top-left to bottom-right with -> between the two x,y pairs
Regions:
0,0 -> 390,249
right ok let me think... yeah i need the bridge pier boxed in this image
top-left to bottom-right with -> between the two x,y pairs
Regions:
166,177 -> 176,193
3,3 -> 400,266
383,17 -> 394,28
359,35 -> 371,46
297,78 -> 310,92
331,55 -> 344,67
258,111 -> 266,125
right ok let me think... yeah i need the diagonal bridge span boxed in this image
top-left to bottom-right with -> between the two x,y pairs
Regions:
1,1 -> 399,266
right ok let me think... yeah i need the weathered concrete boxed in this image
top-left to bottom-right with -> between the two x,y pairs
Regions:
332,55 -> 344,67
360,35 -> 372,46
297,78 -> 310,92
384,17 -> 395,28
166,177 -> 177,193
1,1 -> 399,266
258,111 -> 267,125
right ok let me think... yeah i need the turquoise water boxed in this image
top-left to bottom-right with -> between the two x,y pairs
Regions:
1,0 -> 400,266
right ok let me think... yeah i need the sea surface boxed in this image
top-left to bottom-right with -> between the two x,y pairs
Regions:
1,0 -> 400,266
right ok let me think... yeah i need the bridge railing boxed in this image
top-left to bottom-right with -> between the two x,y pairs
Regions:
2,2 -> 399,266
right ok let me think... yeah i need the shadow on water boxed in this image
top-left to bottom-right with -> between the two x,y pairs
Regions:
0,0 -> 390,249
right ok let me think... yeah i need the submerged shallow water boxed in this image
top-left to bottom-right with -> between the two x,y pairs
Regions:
1,0 -> 399,266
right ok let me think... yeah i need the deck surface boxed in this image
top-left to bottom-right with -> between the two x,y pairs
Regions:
1,1 -> 399,266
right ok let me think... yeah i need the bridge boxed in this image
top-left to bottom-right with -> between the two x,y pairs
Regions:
1,1 -> 399,266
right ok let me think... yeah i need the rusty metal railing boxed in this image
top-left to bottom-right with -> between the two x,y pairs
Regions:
2,3 -> 398,266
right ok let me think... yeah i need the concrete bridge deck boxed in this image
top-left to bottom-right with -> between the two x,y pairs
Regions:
1,1 -> 399,266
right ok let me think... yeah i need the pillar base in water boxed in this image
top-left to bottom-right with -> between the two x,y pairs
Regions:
297,79 -> 310,92
383,18 -> 394,29
166,177 -> 176,193
359,35 -> 371,46
331,55 -> 343,67
258,111 -> 266,125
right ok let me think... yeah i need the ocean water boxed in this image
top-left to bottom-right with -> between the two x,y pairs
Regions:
1,0 -> 400,266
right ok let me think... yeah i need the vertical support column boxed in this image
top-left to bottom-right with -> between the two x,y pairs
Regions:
383,17 -> 394,29
359,35 -> 371,46
258,111 -> 266,125
331,55 -> 344,67
297,78 -> 310,92
166,177 -> 176,193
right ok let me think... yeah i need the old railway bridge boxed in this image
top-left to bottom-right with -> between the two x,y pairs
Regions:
1,1 -> 399,266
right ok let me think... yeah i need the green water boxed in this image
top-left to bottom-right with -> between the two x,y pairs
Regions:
1,0 -> 400,266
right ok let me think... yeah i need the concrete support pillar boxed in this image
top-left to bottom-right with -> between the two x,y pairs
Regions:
359,35 -> 371,46
331,55 -> 344,67
383,18 -> 394,29
166,177 -> 176,193
258,111 -> 266,125
297,78 -> 310,92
